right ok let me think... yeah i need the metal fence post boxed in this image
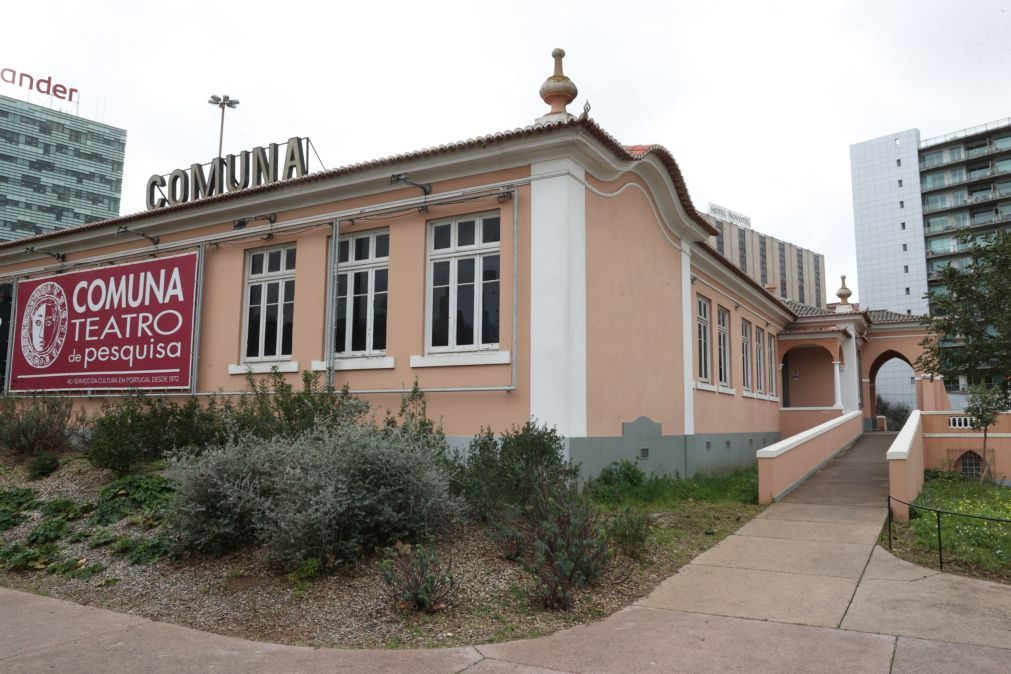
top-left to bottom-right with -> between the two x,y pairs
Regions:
935,510 -> 943,571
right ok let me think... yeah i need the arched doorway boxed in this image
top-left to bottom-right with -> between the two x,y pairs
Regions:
868,350 -> 916,429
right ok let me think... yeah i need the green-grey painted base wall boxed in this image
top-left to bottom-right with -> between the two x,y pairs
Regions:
568,416 -> 778,481
446,417 -> 777,482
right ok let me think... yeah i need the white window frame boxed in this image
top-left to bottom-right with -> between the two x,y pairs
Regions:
741,319 -> 752,391
697,295 -> 712,383
241,244 -> 296,364
767,334 -> 777,396
755,328 -> 766,393
717,306 -> 731,387
425,212 -> 501,354
334,229 -> 389,358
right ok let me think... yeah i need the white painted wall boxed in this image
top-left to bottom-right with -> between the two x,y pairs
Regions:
842,333 -> 860,411
681,244 -> 694,434
529,159 -> 587,438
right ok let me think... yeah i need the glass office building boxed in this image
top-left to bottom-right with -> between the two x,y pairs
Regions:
0,94 -> 125,242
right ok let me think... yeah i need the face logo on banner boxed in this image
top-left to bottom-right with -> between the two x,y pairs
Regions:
19,281 -> 68,368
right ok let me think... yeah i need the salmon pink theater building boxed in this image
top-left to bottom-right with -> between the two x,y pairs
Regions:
0,50 -> 961,483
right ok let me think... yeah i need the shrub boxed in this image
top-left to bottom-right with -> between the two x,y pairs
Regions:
228,370 -> 369,439
170,421 -> 458,571
454,421 -> 579,519
27,518 -> 69,545
47,559 -> 105,580
488,506 -> 530,561
41,499 -> 91,520
584,460 -> 648,502
0,396 -> 76,457
379,543 -> 459,612
523,481 -> 608,610
0,488 -> 38,532
90,474 -> 176,525
27,454 -> 60,480
876,395 -> 912,431
0,487 -> 38,512
286,557 -> 321,599
0,510 -> 26,532
87,395 -> 230,473
607,507 -> 653,560
382,381 -> 448,455
0,543 -> 60,572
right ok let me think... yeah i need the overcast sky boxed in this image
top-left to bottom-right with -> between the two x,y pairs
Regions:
5,0 -> 1010,304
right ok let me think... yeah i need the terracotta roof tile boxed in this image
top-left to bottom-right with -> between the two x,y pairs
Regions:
866,308 -> 927,324
783,299 -> 835,317
1,117 -> 717,251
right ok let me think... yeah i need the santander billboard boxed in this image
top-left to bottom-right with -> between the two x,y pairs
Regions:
8,254 -> 198,392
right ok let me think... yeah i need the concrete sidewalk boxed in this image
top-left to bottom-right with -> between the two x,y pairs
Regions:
2,434 -> 1009,672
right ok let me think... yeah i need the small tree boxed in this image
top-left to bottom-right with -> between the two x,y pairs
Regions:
916,230 -> 1011,395
963,384 -> 1010,482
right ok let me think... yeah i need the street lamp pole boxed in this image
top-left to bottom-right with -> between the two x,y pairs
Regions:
207,94 -> 239,161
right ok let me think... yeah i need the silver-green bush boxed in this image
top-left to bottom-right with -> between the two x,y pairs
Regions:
169,423 -> 458,570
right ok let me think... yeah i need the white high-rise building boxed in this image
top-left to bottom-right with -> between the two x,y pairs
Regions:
850,130 -> 930,317
851,118 -> 1011,410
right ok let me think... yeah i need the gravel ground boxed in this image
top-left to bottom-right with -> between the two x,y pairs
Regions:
1,454 -> 761,649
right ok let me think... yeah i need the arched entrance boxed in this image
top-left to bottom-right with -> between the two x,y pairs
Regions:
867,350 -> 916,429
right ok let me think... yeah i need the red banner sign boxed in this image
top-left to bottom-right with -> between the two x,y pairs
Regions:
8,253 -> 198,392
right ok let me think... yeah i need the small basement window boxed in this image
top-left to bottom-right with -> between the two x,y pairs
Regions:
957,451 -> 982,477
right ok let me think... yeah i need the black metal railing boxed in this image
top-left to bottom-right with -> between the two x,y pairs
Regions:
887,494 -> 1011,571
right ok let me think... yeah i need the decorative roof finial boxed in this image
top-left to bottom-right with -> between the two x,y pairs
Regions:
536,48 -> 578,124
836,275 -> 852,305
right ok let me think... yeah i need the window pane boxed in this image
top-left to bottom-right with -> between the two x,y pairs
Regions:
483,254 -> 499,281
433,260 -> 450,286
250,253 -> 264,275
373,291 -> 387,351
337,273 -> 347,298
285,247 -> 296,270
482,216 -> 500,243
456,283 -> 474,346
281,300 -> 293,356
432,286 -> 449,347
335,297 -> 347,352
352,271 -> 369,351
433,224 -> 451,249
375,233 -> 389,258
374,268 -> 388,293
266,281 -> 279,304
246,284 -> 261,358
458,258 -> 475,284
458,220 -> 475,246
352,295 -> 368,351
354,237 -> 370,261
267,250 -> 282,273
264,304 -> 278,357
338,240 -> 349,263
283,280 -> 295,302
482,277 -> 499,344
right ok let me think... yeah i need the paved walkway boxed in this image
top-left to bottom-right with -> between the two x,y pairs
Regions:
2,433 -> 1009,672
